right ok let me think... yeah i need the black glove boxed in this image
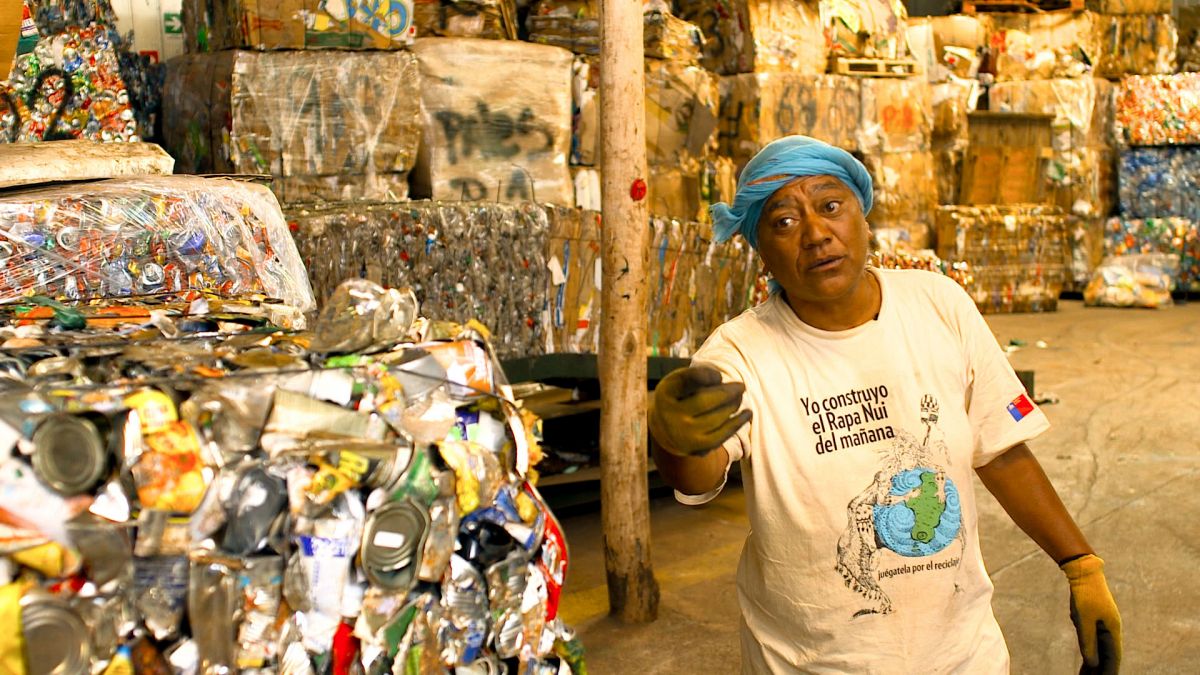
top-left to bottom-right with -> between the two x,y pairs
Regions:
650,365 -> 751,457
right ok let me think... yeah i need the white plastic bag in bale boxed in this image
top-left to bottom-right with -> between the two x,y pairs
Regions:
411,38 -> 574,206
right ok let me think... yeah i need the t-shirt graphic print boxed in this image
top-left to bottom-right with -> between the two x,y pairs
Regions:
837,395 -> 965,618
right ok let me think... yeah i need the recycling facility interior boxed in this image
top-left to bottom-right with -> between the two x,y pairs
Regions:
0,0 -> 1199,672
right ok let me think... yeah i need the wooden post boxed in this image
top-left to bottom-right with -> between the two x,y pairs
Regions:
598,0 -> 659,623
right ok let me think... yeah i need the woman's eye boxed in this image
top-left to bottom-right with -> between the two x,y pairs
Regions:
776,217 -> 797,229
823,201 -> 843,214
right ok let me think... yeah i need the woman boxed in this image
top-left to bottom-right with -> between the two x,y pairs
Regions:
649,136 -> 1121,673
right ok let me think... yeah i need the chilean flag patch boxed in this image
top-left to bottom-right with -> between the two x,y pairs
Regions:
1007,393 -> 1035,422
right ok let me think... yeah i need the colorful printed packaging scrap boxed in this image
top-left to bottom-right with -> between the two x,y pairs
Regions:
823,0 -> 909,61
288,201 -> 757,359
0,176 -> 314,310
1115,73 -> 1200,146
527,2 -> 703,62
411,38 -> 574,207
0,277 -> 585,673
180,0 -> 416,51
718,73 -> 861,167
674,0 -> 827,75
935,205 -> 1070,314
163,50 -> 422,204
1103,217 -> 1200,291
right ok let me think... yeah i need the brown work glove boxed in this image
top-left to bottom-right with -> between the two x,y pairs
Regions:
650,365 -> 751,457
1061,554 -> 1122,675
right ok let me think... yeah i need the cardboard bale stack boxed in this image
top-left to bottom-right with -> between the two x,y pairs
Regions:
561,3 -> 730,222
936,205 -> 1069,313
413,0 -> 519,39
528,3 -> 704,61
1111,73 -> 1200,290
859,77 -> 936,250
989,78 -> 1117,288
718,73 -> 861,168
674,0 -> 828,75
171,0 -> 421,204
907,16 -> 985,210
163,50 -> 422,203
986,10 -> 1175,82
410,38 -> 575,207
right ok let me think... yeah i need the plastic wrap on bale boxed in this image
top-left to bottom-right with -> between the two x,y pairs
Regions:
162,50 -> 422,204
0,176 -> 315,310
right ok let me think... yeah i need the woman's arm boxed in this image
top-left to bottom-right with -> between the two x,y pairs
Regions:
974,442 -> 1092,562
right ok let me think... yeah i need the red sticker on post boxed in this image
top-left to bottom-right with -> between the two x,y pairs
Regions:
630,178 -> 647,201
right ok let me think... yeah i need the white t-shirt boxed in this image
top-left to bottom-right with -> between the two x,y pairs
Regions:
684,268 -> 1049,674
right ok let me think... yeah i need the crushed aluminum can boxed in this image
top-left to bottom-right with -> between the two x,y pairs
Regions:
31,413 -> 111,497
360,498 -> 430,592
20,588 -> 91,675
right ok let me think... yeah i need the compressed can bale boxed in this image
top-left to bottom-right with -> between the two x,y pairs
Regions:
289,202 -> 757,359
718,73 -> 861,166
163,50 -> 422,204
675,0 -> 827,75
411,38 -> 574,207
936,205 -> 1069,313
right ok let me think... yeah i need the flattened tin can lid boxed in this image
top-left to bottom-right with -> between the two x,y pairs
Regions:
31,414 -> 109,496
20,590 -> 91,675
361,499 -> 429,591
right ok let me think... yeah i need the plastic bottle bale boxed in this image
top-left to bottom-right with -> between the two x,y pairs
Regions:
675,0 -> 826,75
1115,73 -> 1200,147
718,73 -> 861,166
1118,146 -> 1200,220
411,38 -> 574,207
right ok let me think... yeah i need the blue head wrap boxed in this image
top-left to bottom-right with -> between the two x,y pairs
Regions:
710,135 -> 873,248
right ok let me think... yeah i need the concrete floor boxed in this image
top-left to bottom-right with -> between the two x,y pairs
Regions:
555,299 -> 1200,674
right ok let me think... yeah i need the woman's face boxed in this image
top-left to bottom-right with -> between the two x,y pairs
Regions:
755,175 -> 871,306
